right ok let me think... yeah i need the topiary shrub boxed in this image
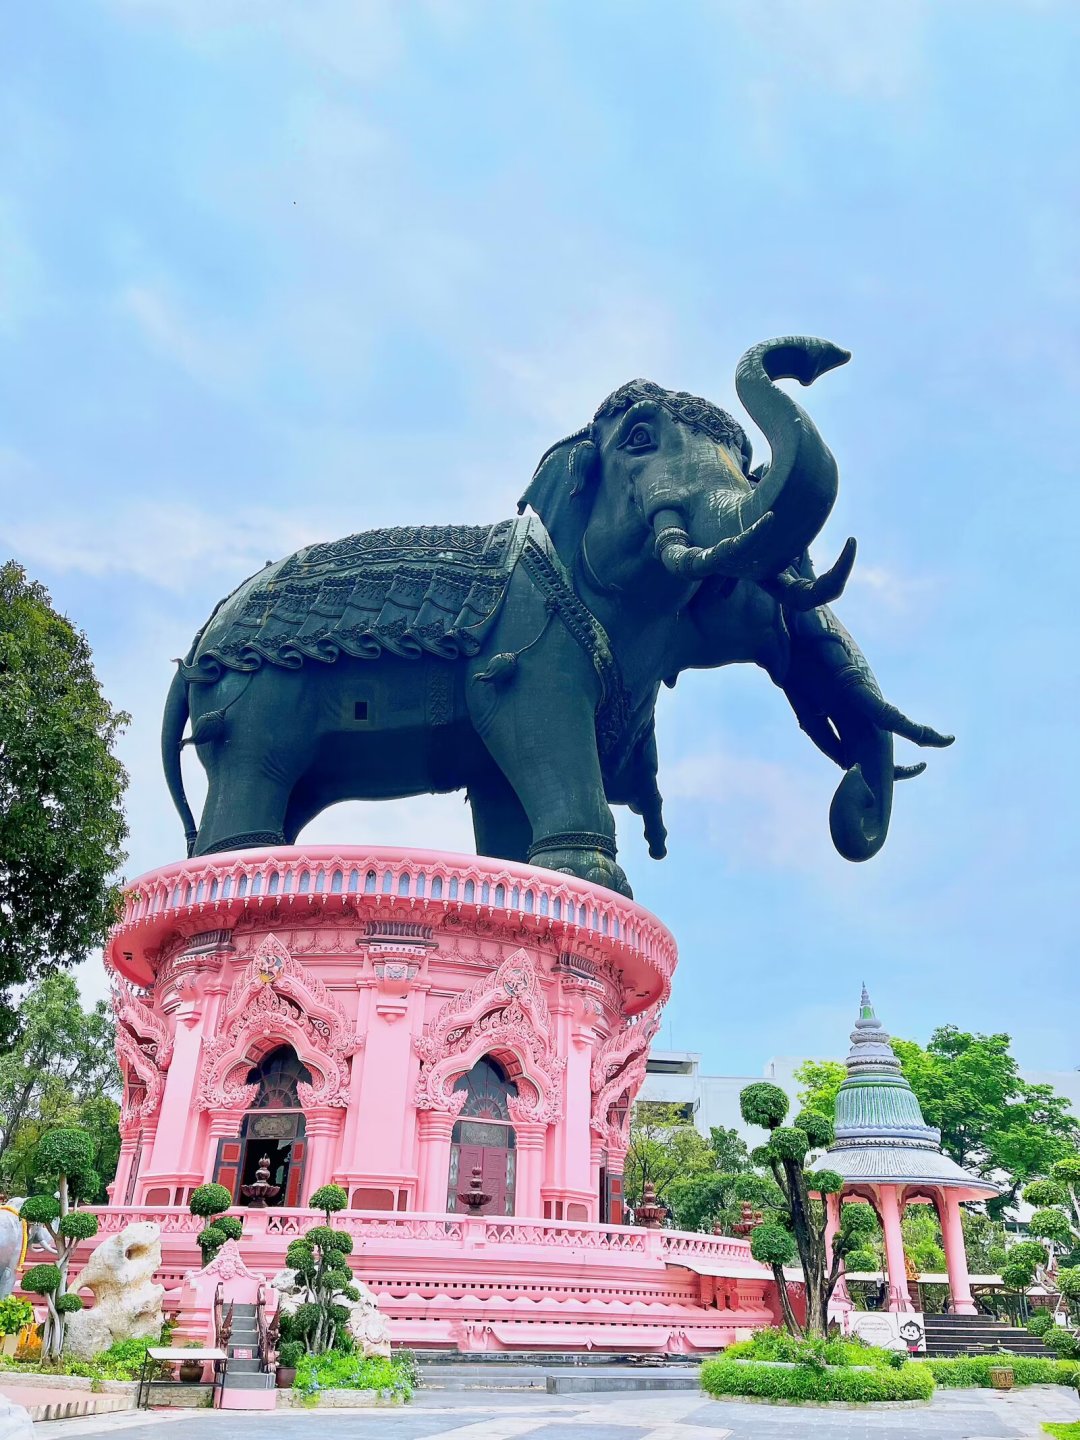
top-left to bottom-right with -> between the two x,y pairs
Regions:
1045,1329 -> 1080,1361
793,1110 -> 835,1150
309,1184 -> 348,1220
769,1127 -> 810,1164
740,1083 -> 790,1130
189,1183 -> 241,1265
189,1184 -> 233,1219
19,1128 -> 99,1361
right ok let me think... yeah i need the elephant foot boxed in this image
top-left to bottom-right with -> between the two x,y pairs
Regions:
527,833 -> 633,899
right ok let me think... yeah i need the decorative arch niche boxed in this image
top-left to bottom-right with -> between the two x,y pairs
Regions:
414,948 -> 564,1124
197,934 -> 357,1111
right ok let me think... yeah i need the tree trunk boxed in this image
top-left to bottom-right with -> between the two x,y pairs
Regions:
771,1265 -> 803,1336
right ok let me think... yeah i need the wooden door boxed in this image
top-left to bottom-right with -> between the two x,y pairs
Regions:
453,1143 -> 513,1215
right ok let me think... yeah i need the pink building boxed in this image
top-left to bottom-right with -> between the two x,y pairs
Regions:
97,844 -> 776,1352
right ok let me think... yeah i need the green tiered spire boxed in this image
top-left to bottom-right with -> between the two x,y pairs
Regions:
825,988 -> 998,1194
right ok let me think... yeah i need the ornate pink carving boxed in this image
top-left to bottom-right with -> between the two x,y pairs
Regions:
197,934 -> 356,1111
590,1006 -> 662,1149
112,978 -> 173,1135
115,1025 -> 165,1136
414,948 -> 564,1124
187,1238 -> 263,1283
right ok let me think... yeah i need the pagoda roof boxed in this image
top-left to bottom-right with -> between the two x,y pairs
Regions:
824,987 -> 998,1198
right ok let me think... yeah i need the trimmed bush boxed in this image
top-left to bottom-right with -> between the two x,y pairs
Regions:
21,1263 -> 62,1296
19,1195 -> 60,1226
54,1294 -> 84,1315
794,1110 -> 835,1150
700,1357 -> 934,1403
189,1183 -> 233,1218
57,1211 -> 98,1242
807,1167 -> 843,1196
1045,1329 -> 1080,1361
309,1184 -> 348,1218
214,1216 -> 243,1242
750,1223 -> 797,1268
769,1127 -> 809,1164
35,1129 -> 92,1181
740,1083 -> 789,1129
925,1355 -> 1080,1388
1027,1310 -> 1056,1337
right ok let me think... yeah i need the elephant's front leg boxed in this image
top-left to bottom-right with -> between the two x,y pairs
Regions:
467,621 -> 631,897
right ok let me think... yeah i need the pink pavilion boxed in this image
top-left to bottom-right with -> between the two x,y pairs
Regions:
93,843 -> 778,1353
825,988 -> 998,1318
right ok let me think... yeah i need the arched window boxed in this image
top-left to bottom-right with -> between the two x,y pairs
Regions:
246,1045 -> 312,1111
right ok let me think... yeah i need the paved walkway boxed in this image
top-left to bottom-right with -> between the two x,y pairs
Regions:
27,1383 -> 1080,1440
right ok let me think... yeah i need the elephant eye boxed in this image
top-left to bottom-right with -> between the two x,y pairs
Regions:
624,424 -> 654,451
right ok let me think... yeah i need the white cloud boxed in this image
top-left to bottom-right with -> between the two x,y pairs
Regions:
2,495 -> 322,593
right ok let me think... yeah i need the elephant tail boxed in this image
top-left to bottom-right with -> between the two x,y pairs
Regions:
162,666 -> 198,857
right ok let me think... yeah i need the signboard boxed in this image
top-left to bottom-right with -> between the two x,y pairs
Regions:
848,1311 -> 926,1353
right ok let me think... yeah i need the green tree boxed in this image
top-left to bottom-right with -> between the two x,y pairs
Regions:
738,1082 -> 875,1336
0,975 -> 120,1196
19,1127 -> 99,1358
623,1103 -> 715,1218
1023,1155 -> 1080,1265
0,563 -> 129,1041
892,1030 -> 1078,1211
794,1060 -> 846,1120
283,1186 -> 358,1355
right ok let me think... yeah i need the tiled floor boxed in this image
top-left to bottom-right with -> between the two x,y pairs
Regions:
27,1382 -> 1080,1440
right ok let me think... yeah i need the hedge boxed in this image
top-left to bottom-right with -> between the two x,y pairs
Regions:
924,1355 -> 1080,1388
700,1358 -> 935,1404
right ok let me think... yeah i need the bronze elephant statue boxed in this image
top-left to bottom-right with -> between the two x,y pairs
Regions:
163,336 -> 951,895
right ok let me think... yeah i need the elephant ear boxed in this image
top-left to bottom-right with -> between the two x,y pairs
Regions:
518,433 -> 599,569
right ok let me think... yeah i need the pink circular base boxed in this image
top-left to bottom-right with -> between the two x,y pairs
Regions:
92,846 -> 777,1351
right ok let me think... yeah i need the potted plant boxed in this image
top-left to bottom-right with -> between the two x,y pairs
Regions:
0,1298 -> 33,1358
179,1341 -> 205,1384
988,1359 -> 1015,1390
276,1340 -> 303,1389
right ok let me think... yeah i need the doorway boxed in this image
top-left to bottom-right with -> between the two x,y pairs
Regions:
446,1057 -> 517,1216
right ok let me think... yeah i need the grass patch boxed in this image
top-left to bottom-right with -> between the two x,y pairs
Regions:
293,1349 -> 417,1403
1043,1426 -> 1080,1438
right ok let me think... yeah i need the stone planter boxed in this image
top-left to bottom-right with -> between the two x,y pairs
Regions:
988,1366 -> 1014,1391
276,1366 -> 296,1390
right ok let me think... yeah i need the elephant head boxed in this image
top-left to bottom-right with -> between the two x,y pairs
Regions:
521,336 -> 952,862
520,336 -> 856,604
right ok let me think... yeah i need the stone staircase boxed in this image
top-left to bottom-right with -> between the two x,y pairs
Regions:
922,1314 -> 1053,1358
220,1301 -> 276,1408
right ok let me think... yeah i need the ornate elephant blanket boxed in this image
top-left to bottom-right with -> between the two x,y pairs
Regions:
183,518 -> 535,680
181,512 -> 631,760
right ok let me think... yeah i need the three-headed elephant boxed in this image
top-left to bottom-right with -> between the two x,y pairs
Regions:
163,336 -> 951,896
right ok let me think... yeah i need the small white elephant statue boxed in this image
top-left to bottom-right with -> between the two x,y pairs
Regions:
64,1222 -> 165,1360
270,1266 -> 391,1358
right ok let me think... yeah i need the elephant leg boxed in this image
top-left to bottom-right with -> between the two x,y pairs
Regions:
194,729 -> 312,856
468,763 -> 532,864
467,633 -> 630,897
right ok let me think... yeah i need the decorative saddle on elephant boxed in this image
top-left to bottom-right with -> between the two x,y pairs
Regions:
181,515 -> 629,755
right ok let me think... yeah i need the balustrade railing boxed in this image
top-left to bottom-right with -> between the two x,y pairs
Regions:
82,1205 -> 759,1266
114,846 -> 677,983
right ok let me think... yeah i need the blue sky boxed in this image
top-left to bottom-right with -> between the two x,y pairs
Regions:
2,2 -> 1077,1075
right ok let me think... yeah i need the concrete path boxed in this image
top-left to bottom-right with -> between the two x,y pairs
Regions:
26,1381 -> 1080,1439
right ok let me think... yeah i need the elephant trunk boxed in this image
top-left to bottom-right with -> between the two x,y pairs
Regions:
829,721 -> 895,861
733,336 -> 849,576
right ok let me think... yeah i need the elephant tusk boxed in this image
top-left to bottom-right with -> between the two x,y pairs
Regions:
894,762 -> 927,781
653,509 -> 776,578
766,538 -> 857,611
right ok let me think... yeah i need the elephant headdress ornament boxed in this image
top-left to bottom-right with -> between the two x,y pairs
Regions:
164,337 -> 951,895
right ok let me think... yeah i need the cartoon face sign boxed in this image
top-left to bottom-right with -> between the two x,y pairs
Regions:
898,1319 -> 924,1347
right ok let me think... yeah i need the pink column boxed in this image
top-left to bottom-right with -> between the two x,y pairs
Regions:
940,1191 -> 977,1315
513,1122 -> 547,1219
879,1185 -> 913,1312
303,1108 -> 342,1199
147,1000 -> 204,1180
416,1111 -> 455,1212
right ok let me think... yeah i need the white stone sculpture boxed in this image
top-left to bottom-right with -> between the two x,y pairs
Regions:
64,1222 -> 165,1360
270,1266 -> 391,1358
